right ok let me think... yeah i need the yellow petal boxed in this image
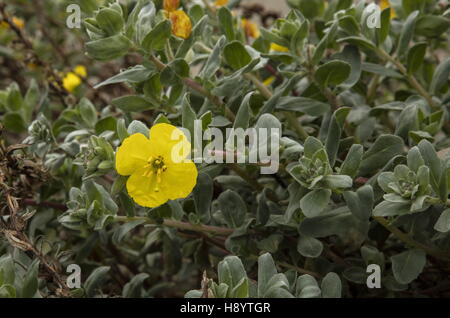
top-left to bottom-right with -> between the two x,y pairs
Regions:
263,76 -> 275,86
62,72 -> 82,93
115,133 -> 153,176
379,0 -> 397,19
164,0 -> 180,12
242,19 -> 260,39
163,160 -> 198,200
215,0 -> 228,7
169,10 -> 192,39
12,17 -> 25,29
148,123 -> 191,163
126,168 -> 169,208
270,43 -> 289,52
73,65 -> 87,78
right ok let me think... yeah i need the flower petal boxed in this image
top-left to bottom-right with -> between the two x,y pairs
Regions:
148,123 -> 191,163
116,133 -> 153,176
126,168 -> 169,208
161,160 -> 198,200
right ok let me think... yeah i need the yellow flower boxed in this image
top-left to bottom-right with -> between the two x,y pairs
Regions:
115,123 -> 198,208
12,17 -> 25,29
242,18 -> 260,39
170,10 -> 192,39
74,65 -> 87,78
270,43 -> 289,52
379,0 -> 397,19
164,0 -> 180,12
61,65 -> 86,92
215,0 -> 228,7
62,72 -> 82,93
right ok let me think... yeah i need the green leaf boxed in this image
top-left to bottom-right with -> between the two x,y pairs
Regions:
86,34 -> 130,61
182,94 -> 196,139
6,82 -> 23,111
275,96 -> 330,117
415,15 -> 450,38
359,135 -> 404,176
340,144 -> 363,178
84,266 -> 110,297
417,139 -> 442,193
407,42 -> 427,74
217,190 -> 247,228
337,36 -> 376,51
218,256 -> 248,296
373,200 -> 411,217
434,208 -> 450,233
343,185 -> 373,220
257,253 -> 278,297
78,98 -> 97,128
397,11 -> 419,58
430,57 -> 450,95
141,19 -> 172,51
300,189 -> 331,218
325,107 -> 350,166
376,7 -> 391,45
94,65 -> 152,88
21,260 -> 39,298
391,249 -> 426,284
297,235 -> 323,258
193,173 -> 213,223
127,120 -> 149,138
218,6 -> 235,41
315,60 -> 351,87
321,272 -> 341,298
199,36 -> 226,80
111,95 -> 155,112
3,113 -> 26,133
24,79 -> 40,122
223,41 -> 252,70
112,219 -> 145,245
96,7 -> 124,36
338,45 -> 362,89
296,274 -> 321,298
233,92 -> 251,129
122,273 -> 149,298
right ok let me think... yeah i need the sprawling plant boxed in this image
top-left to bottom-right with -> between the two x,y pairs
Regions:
1,0 -> 450,298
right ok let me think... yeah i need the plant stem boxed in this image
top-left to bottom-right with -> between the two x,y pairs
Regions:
148,55 -> 235,121
375,48 -> 435,109
373,216 -> 450,261
114,216 -> 234,236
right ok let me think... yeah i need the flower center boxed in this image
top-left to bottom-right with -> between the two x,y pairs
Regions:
143,156 -> 167,192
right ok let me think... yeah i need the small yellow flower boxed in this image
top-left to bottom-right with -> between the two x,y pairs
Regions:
215,0 -> 228,7
242,18 -> 260,39
74,65 -> 87,78
379,0 -> 397,19
62,72 -> 82,93
270,43 -> 289,52
61,65 -> 86,92
164,0 -> 180,12
169,10 -> 192,39
115,123 -> 198,208
12,17 -> 25,29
